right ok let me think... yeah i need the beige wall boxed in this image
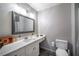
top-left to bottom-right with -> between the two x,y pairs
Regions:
38,3 -> 72,53
0,3 -> 37,36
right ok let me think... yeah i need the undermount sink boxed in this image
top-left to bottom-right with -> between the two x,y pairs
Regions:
16,35 -> 44,42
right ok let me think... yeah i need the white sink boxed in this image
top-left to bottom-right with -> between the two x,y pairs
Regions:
23,38 -> 32,42
16,35 -> 44,43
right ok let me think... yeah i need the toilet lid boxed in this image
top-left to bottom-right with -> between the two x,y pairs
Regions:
56,48 -> 68,56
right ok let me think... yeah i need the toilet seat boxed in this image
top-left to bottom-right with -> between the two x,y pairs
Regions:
56,48 -> 68,56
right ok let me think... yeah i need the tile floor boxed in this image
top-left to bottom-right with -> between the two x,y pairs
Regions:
39,48 -> 56,56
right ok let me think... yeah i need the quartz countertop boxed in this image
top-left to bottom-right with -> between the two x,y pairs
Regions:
0,35 -> 45,56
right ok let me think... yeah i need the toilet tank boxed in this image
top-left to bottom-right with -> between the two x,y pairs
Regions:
56,39 -> 68,50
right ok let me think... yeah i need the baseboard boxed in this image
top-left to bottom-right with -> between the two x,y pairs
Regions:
40,46 -> 55,53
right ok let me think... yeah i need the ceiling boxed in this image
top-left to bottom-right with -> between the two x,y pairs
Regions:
28,3 -> 60,11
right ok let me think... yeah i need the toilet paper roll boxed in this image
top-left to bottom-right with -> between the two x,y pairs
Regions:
51,41 -> 54,47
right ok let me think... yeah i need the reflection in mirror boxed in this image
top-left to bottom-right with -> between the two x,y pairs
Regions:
12,11 -> 35,34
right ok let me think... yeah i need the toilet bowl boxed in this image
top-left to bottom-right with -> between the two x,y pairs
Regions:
56,48 -> 68,56
56,39 -> 68,56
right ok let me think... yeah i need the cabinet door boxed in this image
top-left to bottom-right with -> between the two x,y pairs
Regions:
25,45 -> 30,56
25,42 -> 39,56
5,47 -> 26,56
16,47 -> 26,56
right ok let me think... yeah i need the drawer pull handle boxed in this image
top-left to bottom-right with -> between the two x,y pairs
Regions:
33,47 -> 36,50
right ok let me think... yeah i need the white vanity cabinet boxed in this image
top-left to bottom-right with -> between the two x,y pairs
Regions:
1,35 -> 45,56
5,42 -> 39,56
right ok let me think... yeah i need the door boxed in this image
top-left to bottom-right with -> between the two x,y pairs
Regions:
25,42 -> 39,56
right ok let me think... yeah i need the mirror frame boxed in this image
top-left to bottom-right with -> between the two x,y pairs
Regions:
12,11 -> 35,34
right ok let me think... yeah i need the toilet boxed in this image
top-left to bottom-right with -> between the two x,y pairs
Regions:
56,39 -> 68,56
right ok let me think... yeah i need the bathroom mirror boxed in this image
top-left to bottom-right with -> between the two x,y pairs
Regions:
12,11 -> 35,34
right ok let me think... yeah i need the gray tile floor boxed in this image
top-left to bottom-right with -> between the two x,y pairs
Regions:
39,48 -> 56,56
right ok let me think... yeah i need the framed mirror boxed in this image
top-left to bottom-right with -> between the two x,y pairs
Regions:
12,11 -> 35,34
